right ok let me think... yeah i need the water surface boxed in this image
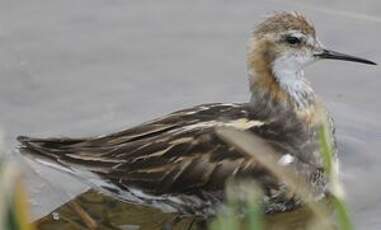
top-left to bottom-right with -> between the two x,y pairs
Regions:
0,0 -> 380,229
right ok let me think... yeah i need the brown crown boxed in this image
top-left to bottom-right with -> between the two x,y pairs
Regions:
254,12 -> 316,37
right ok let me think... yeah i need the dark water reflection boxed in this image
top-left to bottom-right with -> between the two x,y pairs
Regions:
36,190 -> 335,230
36,190 -> 190,230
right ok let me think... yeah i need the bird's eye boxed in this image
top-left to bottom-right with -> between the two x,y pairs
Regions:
286,36 -> 301,45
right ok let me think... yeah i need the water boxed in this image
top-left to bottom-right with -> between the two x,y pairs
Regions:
0,0 -> 380,229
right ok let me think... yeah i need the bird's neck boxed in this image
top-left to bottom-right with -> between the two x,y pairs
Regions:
248,53 -> 317,121
272,57 -> 316,110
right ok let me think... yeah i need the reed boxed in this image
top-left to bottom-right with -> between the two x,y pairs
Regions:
0,134 -> 33,230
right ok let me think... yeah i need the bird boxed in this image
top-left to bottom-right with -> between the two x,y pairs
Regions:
17,11 -> 376,221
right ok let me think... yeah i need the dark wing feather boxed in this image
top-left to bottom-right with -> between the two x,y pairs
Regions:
18,103 -> 271,196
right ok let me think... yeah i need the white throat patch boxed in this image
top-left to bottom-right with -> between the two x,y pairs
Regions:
272,53 -> 315,109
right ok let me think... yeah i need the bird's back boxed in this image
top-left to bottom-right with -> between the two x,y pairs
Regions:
18,102 -> 329,217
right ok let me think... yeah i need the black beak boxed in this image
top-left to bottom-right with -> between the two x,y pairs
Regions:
314,49 -> 377,65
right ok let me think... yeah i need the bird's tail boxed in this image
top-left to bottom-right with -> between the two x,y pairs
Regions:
17,135 -> 125,198
17,135 -> 100,176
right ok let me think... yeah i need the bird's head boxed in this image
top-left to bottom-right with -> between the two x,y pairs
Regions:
247,12 -> 376,109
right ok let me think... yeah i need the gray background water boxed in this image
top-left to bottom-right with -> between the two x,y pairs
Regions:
1,0 -> 380,229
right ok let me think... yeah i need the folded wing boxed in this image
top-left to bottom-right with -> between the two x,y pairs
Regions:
18,103 -> 274,198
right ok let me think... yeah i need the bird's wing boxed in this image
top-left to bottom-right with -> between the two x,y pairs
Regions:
18,103 -> 277,196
